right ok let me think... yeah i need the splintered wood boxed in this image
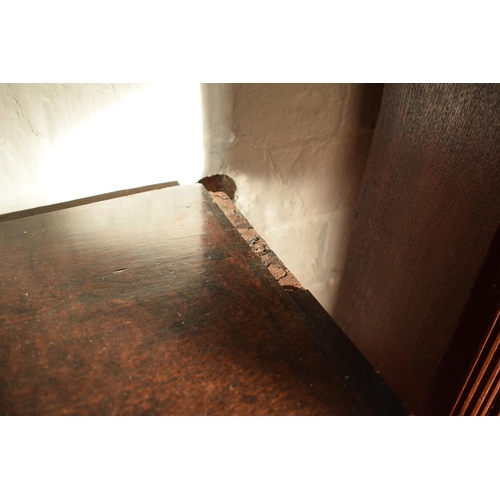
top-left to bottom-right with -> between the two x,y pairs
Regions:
209,191 -> 303,290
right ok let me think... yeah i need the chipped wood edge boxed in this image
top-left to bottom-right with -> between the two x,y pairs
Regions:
209,191 -> 303,290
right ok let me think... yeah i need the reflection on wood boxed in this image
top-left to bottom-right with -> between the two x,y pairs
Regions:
0,183 -> 406,415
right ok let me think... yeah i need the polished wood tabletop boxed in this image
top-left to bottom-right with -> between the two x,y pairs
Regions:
0,183 -> 407,415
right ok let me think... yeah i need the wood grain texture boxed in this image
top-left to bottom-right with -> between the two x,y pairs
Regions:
334,84 -> 500,414
0,183 -> 406,415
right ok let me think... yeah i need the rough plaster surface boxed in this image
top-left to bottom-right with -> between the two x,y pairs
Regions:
0,83 -> 203,215
1,83 -> 378,318
201,84 -> 380,314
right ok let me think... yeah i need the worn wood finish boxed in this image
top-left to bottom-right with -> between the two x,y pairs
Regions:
209,190 -> 405,414
208,191 -> 303,289
334,84 -> 500,414
0,184 -> 406,415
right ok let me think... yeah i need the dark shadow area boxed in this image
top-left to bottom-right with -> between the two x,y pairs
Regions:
327,83 -> 384,314
333,84 -> 500,414
359,83 -> 384,130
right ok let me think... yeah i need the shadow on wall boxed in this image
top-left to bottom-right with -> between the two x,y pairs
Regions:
200,83 -> 383,316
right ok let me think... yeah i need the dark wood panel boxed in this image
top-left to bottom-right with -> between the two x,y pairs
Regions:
427,224 -> 500,415
285,289 -> 406,415
334,84 -> 500,414
0,183 -> 406,415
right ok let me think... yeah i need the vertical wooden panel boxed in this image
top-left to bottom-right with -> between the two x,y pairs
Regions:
334,84 -> 500,414
426,224 -> 500,415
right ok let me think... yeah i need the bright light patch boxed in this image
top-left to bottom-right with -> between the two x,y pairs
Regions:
39,83 -> 204,203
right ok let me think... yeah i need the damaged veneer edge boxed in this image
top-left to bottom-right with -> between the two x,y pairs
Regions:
208,189 -> 409,415
208,191 -> 303,290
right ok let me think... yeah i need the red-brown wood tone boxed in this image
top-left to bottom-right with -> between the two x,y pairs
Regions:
334,84 -> 500,414
0,184 -> 406,415
456,329 -> 500,415
427,224 -> 500,415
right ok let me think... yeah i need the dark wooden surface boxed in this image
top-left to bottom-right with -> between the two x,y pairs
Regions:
0,183 -> 406,415
427,224 -> 500,415
334,84 -> 500,414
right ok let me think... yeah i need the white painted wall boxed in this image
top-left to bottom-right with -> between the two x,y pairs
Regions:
1,83 -> 378,317
202,84 -> 380,314
0,83 -> 204,214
